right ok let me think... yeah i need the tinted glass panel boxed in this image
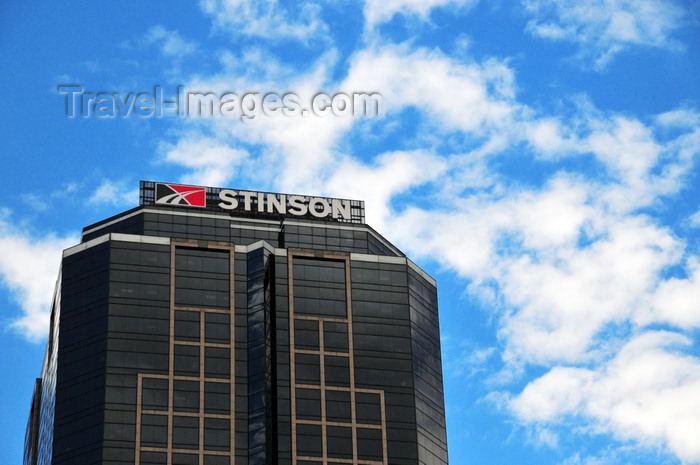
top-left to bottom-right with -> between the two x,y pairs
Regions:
141,451 -> 166,465
356,392 -> 382,425
204,417 -> 230,451
175,248 -> 230,309
204,456 -> 230,465
296,388 -> 321,420
142,378 -> 168,411
174,310 -> 200,342
204,382 -> 230,414
173,380 -> 199,412
295,353 -> 320,385
140,414 -> 167,448
294,319 -> 319,350
325,390 -> 351,423
326,426 -> 352,459
296,424 -> 322,457
323,321 -> 348,353
324,355 -> 350,387
173,453 -> 198,465
293,258 -> 346,318
357,427 -> 383,461
173,416 -> 199,449
205,312 -> 230,343
205,347 -> 230,378
174,345 -> 200,376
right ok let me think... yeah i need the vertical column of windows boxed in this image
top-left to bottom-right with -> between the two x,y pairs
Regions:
135,242 -> 235,465
289,253 -> 387,465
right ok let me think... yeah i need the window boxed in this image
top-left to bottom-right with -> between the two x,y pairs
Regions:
172,453 -> 199,465
204,456 -> 230,465
204,418 -> 230,451
294,319 -> 319,350
140,414 -> 167,448
355,392 -> 382,425
175,311 -> 200,342
205,312 -> 230,343
141,378 -> 168,411
205,347 -> 230,378
357,427 -> 383,461
326,426 -> 352,459
295,353 -> 320,385
296,388 -> 321,420
324,355 -> 350,387
323,321 -> 348,353
293,258 -> 346,318
296,424 -> 322,457
174,345 -> 200,376
204,382 -> 230,414
325,390 -> 351,423
173,380 -> 199,412
140,451 -> 166,465
172,416 -> 199,450
175,248 -> 230,309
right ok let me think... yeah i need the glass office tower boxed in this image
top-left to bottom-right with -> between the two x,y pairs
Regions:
24,181 -> 448,465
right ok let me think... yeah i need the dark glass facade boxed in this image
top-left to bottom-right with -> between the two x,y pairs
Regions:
25,195 -> 448,465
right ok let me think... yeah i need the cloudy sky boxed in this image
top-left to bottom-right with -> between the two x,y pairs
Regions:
1,0 -> 699,463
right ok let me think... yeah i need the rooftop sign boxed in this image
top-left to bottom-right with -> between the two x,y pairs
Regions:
139,181 -> 365,224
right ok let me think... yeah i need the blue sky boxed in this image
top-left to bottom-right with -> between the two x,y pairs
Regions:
1,0 -> 699,464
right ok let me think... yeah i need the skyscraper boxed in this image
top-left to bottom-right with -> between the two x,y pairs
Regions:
24,181 -> 448,465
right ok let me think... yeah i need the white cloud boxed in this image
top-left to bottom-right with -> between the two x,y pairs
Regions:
586,116 -> 661,182
522,0 -> 686,69
169,44 -> 522,193
642,258 -> 700,329
510,331 -> 700,463
145,25 -> 198,56
363,0 -> 479,29
21,183 -> 80,212
588,116 -> 699,213
656,107 -> 700,130
324,149 -> 448,229
443,340 -> 497,379
343,45 -> 520,136
510,365 -> 593,421
267,45 -> 521,193
160,48 -> 357,193
690,210 -> 700,228
0,212 -> 77,341
163,43 -> 526,197
523,101 -> 700,214
500,218 -> 679,364
160,135 -> 250,187
525,117 -> 579,157
90,179 -> 139,207
560,451 -> 631,465
200,0 -> 327,41
387,175 -> 684,364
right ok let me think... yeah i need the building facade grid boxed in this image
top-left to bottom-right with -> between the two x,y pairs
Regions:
288,250 -> 388,465
24,195 -> 448,465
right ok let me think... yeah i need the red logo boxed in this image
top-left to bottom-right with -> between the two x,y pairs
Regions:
155,183 -> 206,207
